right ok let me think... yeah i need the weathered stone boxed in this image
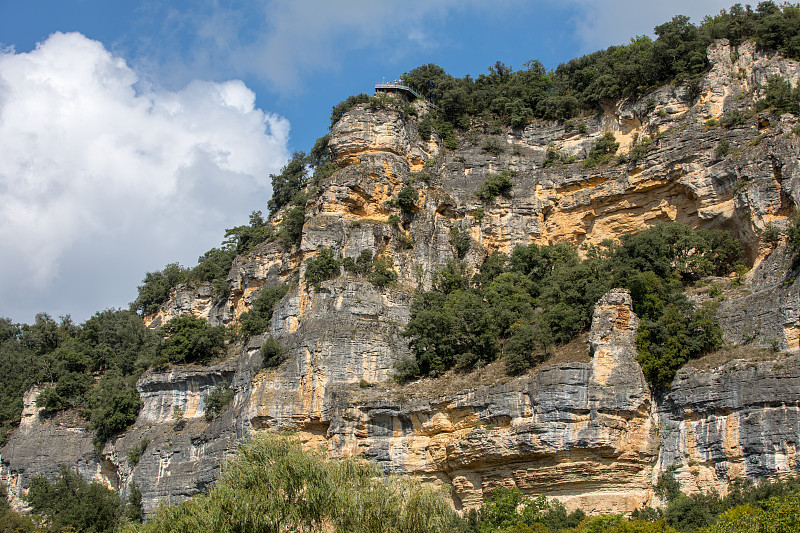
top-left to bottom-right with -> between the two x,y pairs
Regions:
4,39 -> 800,517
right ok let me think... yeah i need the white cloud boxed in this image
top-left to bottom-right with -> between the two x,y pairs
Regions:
562,0 -> 735,52
0,32 -> 290,322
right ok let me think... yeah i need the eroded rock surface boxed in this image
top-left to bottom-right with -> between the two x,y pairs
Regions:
4,40 -> 800,515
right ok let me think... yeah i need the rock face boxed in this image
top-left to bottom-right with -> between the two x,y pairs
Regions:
4,39 -> 800,515
319,289 -> 655,514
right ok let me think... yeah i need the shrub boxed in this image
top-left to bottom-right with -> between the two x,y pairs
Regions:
267,152 -> 308,215
125,482 -> 144,523
715,139 -> 730,157
26,467 -> 122,533
398,233 -> 414,249
127,438 -> 150,466
204,382 -> 235,421
238,283 -> 290,339
396,184 -> 419,214
172,405 -> 185,431
160,316 -> 225,366
449,227 -> 471,259
261,337 -> 288,368
477,170 -> 515,203
134,433 -> 458,533
278,205 -> 306,246
329,93 -> 370,127
342,249 -> 374,277
369,258 -> 398,288
583,132 -> 619,168
305,247 -> 340,288
787,210 -> 800,253
721,108 -> 748,128
387,214 -> 401,227
543,146 -> 577,168
222,211 -> 273,256
131,263 -> 188,316
482,138 -> 505,155
763,224 -> 782,247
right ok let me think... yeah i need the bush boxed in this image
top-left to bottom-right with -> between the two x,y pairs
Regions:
125,482 -> 144,523
583,132 -> 619,168
396,184 -> 419,214
715,139 -> 730,157
403,223 -> 741,383
721,108 -> 748,128
477,171 -> 515,203
756,75 -> 800,115
204,382 -> 234,421
131,263 -> 188,316
305,247 -> 341,288
787,210 -> 800,253
369,258 -> 398,288
449,227 -> 471,259
160,316 -> 225,366
238,283 -> 290,339
132,433 -> 458,533
330,93 -> 370,127
342,249 -> 374,277
89,371 -> 144,449
127,438 -> 150,466
26,467 -> 122,533
278,205 -> 306,246
261,337 -> 288,368
763,224 -> 782,247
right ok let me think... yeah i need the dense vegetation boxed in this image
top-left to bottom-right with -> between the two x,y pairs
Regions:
25,467 -> 126,532
399,223 -> 742,389
0,309 -> 225,449
395,2 -> 800,135
123,433 -> 459,533
459,475 -> 800,532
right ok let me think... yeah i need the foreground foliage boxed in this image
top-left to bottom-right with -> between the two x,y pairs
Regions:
124,433 -> 459,533
25,467 -> 123,533
469,476 -> 800,533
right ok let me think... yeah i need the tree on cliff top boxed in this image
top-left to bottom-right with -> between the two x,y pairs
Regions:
268,151 -> 308,215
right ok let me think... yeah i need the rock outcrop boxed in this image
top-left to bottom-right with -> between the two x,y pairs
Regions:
4,39 -> 800,515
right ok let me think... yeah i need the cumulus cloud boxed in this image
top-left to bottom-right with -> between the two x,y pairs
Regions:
137,0 -> 502,93
0,32 -> 290,322
561,0 -> 735,52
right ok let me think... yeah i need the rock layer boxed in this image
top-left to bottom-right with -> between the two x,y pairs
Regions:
4,40 -> 800,515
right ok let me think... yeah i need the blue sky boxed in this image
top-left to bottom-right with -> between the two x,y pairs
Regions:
0,0 -> 733,323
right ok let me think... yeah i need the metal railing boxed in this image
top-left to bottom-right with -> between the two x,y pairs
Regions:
374,81 -> 438,109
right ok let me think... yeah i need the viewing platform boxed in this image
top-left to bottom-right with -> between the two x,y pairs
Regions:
375,81 -> 438,109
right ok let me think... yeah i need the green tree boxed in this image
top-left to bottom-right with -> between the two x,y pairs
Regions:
126,433 -> 458,533
477,171 -> 515,203
330,93 -> 371,127
159,316 -> 225,366
238,284 -> 290,339
305,247 -> 341,288
131,263 -> 188,316
268,152 -> 308,215
125,482 -> 144,523
204,382 -> 235,421
26,466 -> 122,533
278,205 -> 306,246
261,337 -> 289,368
396,184 -> 419,214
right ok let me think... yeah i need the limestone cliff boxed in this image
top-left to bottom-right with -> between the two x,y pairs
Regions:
3,39 -> 800,515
